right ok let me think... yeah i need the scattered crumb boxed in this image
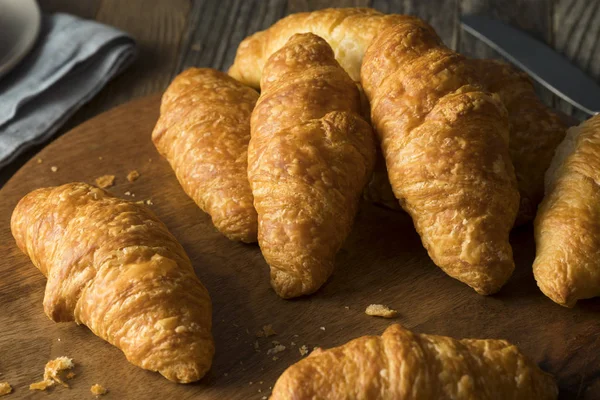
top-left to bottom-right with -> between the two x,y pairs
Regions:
90,384 -> 107,396
249,382 -> 253,385
127,170 -> 140,182
124,191 -> 131,196
293,334 -> 299,338
148,158 -> 152,163
66,372 -> 75,380
290,342 -> 296,346
320,326 -> 326,331
0,382 -> 12,396
262,397 -> 267,400
271,340 -> 279,345
365,304 -> 398,319
256,324 -> 276,338
344,306 -> 350,310
299,345 -> 309,356
258,388 -> 262,393
36,158 -> 43,164
259,381 -> 263,385
98,156 -> 103,160
131,193 -> 135,197
50,166 -> 58,172
30,357 -> 74,391
267,344 -> 286,356
272,356 -> 278,361
57,338 -> 61,342
95,175 -> 115,189
145,199 -> 153,206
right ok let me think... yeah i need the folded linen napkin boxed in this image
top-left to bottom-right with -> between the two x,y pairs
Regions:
0,13 -> 136,167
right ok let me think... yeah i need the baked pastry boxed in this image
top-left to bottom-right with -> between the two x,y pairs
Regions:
533,115 -> 600,307
248,33 -> 376,298
271,324 -> 557,400
11,183 -> 214,383
361,20 -> 520,295
229,8 -> 564,226
229,8 -> 409,88
472,59 -> 566,225
152,68 -> 259,243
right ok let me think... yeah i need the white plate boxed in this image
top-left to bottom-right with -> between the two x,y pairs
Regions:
0,0 -> 41,79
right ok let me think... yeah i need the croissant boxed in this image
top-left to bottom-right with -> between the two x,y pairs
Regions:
472,59 -> 566,225
248,33 -> 376,298
230,8 -> 564,226
361,21 -> 520,295
271,324 -> 558,400
152,68 -> 259,243
11,183 -> 214,383
533,115 -> 600,307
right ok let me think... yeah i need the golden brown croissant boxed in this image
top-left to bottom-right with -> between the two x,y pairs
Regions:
472,59 -> 566,225
248,33 -> 376,298
533,115 -> 600,307
270,324 -> 558,400
11,183 -> 214,383
152,68 -> 259,243
229,8 -> 409,88
230,8 -> 565,226
361,21 -> 520,295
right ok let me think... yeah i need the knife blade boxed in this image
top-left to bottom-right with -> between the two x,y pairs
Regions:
460,15 -> 600,115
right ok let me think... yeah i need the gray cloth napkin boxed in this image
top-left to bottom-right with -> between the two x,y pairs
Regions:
0,13 -> 136,167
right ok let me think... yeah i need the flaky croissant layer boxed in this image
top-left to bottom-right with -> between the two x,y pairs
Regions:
249,33 -> 376,298
153,68 -> 259,243
11,183 -> 214,383
534,114 -> 600,307
361,19 -> 520,295
271,324 -> 557,400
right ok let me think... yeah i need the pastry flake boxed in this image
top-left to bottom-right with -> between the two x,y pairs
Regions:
365,304 -> 398,318
29,356 -> 74,391
90,384 -> 108,396
0,382 -> 12,396
271,324 -> 557,400
94,174 -> 115,189
11,183 -> 214,383
126,170 -> 140,182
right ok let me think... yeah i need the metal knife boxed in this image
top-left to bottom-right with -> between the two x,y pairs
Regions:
460,15 -> 600,115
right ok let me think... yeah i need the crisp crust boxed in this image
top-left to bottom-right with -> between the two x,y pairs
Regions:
152,68 -> 259,243
248,33 -> 376,298
229,8 -> 411,88
271,324 -> 557,400
11,183 -> 214,383
365,304 -> 398,318
361,20 -> 519,295
126,170 -> 140,182
533,115 -> 600,307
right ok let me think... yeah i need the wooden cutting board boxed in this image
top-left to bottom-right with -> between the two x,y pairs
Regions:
0,94 -> 598,400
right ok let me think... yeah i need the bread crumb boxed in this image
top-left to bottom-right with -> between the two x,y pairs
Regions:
365,304 -> 398,318
299,345 -> 309,356
95,175 -> 115,189
267,344 -> 286,355
30,356 -> 74,391
66,372 -> 75,380
90,384 -> 107,396
249,381 -> 253,385
145,199 -> 153,206
36,158 -> 43,164
0,382 -> 12,396
290,341 -> 296,346
272,356 -> 278,361
256,324 -> 276,338
124,191 -> 131,196
127,170 -> 140,182
98,156 -> 103,160
319,326 -> 325,331
50,166 -> 58,172
344,306 -> 350,310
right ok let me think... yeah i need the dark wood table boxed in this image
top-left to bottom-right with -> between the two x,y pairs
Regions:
1,0 -> 599,186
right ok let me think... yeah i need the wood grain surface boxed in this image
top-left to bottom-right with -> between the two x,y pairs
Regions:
0,95 -> 599,399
